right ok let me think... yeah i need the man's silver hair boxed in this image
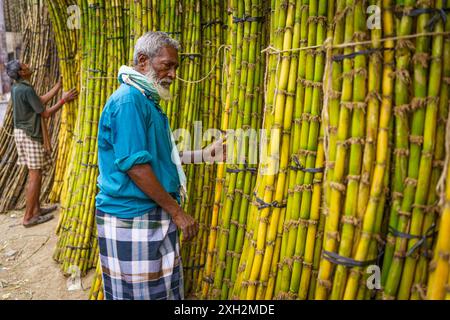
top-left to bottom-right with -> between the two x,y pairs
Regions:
133,31 -> 180,65
6,60 -> 21,81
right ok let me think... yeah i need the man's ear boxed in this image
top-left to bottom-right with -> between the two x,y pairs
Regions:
138,54 -> 149,67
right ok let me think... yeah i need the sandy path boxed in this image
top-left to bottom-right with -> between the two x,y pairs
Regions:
0,207 -> 95,300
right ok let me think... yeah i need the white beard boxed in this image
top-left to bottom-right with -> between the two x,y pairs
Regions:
145,67 -> 173,101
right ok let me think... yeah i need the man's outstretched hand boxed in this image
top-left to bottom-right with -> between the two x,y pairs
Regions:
204,136 -> 227,163
172,208 -> 199,241
62,88 -> 79,103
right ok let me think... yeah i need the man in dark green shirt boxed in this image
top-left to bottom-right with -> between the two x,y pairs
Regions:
6,60 -> 78,227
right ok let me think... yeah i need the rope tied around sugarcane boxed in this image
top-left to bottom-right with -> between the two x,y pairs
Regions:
261,31 -> 450,57
232,15 -> 265,24
253,192 -> 286,210
322,250 -> 375,268
332,47 -> 394,62
177,44 -> 230,84
388,223 -> 438,259
393,7 -> 450,31
226,163 -> 257,174
289,154 -> 325,174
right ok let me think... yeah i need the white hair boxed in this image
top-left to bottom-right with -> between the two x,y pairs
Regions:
133,31 -> 180,65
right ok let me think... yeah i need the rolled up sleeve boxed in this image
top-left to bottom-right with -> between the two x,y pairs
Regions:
111,101 -> 152,172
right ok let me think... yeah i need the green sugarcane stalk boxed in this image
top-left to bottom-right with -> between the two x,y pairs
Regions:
229,14 -> 265,297
244,0 -> 297,300
295,2 -> 334,300
343,0 -> 396,298
380,0 -> 416,288
352,0 -> 382,256
274,0 -> 309,298
221,0 -> 263,299
397,0 -> 445,299
322,0 -> 346,228
231,0 -> 286,299
287,0 -> 328,298
329,0 -> 369,300
210,0 -> 245,299
411,13 -> 450,300
384,0 -> 434,298
316,0 -> 355,299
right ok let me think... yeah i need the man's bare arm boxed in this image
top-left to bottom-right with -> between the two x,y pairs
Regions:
40,88 -> 78,119
127,163 -> 198,240
41,99 -> 65,119
40,80 -> 61,105
180,137 -> 227,165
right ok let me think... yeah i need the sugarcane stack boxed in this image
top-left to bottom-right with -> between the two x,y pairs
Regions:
181,0 -> 225,296
46,0 -> 81,203
199,0 -> 450,300
0,0 -> 60,213
199,0 -> 266,300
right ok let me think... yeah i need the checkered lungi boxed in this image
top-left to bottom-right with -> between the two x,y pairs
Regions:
14,129 -> 51,170
96,207 -> 184,300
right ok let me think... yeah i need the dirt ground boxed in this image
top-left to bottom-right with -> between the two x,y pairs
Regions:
0,207 -> 95,300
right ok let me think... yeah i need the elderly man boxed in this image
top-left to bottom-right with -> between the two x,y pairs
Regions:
6,60 -> 78,228
96,31 -> 225,300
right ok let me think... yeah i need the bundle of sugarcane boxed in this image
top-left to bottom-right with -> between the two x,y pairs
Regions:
381,0 -> 449,300
0,0 -> 60,213
228,0 -> 309,300
53,0 -> 125,276
177,0 -> 215,295
272,0 -> 330,300
315,0 -> 376,300
46,0 -> 81,203
82,0 -> 226,299
200,0 -> 266,300
182,0 -> 225,297
426,13 -> 450,301
314,0 -> 391,300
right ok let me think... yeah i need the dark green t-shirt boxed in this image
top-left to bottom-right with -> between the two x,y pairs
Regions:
11,80 -> 44,142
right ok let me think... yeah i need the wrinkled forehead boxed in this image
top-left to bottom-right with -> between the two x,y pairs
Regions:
154,46 -> 179,64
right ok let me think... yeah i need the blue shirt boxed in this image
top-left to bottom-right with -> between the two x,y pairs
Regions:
96,84 -> 181,218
